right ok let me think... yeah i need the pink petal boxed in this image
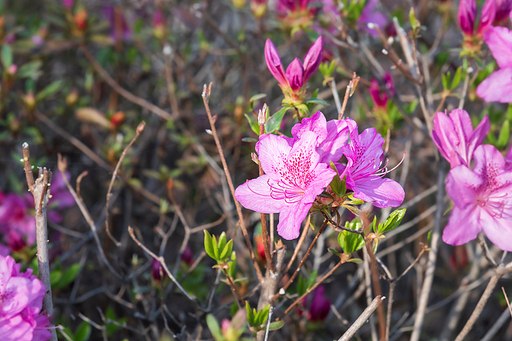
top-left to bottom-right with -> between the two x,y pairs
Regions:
482,206 -> 512,251
476,68 -> 512,103
484,26 -> 512,69
302,37 -> 323,83
264,39 -> 288,87
285,58 -> 304,91
351,176 -> 405,208
458,0 -> 477,35
256,134 -> 294,180
505,145 -> 512,170
446,165 -> 482,208
472,144 -> 506,179
235,175 -> 287,214
0,314 -> 34,341
291,111 -> 327,141
276,201 -> 311,240
303,162 -> 336,203
477,0 -> 496,35
443,206 -> 481,245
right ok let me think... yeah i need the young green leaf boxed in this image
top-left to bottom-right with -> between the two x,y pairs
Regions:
244,113 -> 260,135
204,231 -> 216,260
1,45 -> 12,68
337,219 -> 365,254
206,314 -> 223,341
378,208 -> 406,235
268,321 -> 284,331
496,120 -> 510,149
265,107 -> 287,133
450,67 -> 462,90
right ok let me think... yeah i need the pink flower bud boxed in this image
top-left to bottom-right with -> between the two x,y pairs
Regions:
286,58 -> 305,91
181,245 -> 194,265
302,36 -> 323,83
264,39 -> 288,87
494,0 -> 512,22
458,0 -> 477,35
477,0 -> 496,35
151,259 -> 165,281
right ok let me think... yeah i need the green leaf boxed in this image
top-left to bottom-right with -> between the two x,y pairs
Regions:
496,120 -> 510,149
265,107 -> 288,133
329,161 -> 344,196
249,93 -> 267,104
17,60 -> 43,79
268,321 -> 284,331
337,219 -> 365,254
241,137 -> 258,143
218,232 -> 227,257
227,251 -> 237,278
328,248 -> 341,257
256,305 -> 270,327
441,73 -> 449,90
244,113 -> 260,135
303,98 -> 330,106
378,208 -> 406,235
36,80 -> 63,101
212,234 -> 220,260
74,322 -> 91,341
219,239 -> 233,260
206,314 -> 223,341
451,67 -> 462,90
54,263 -> 81,289
50,269 -> 62,286
204,231 -> 216,260
1,45 -> 12,68
245,302 -> 255,326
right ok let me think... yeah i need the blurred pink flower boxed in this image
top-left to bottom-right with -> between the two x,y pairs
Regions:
235,131 -> 336,240
476,26 -> 512,103
369,73 -> 394,108
0,255 -> 51,341
62,0 -> 74,9
336,119 -> 405,208
359,0 -> 388,36
181,245 -> 194,265
102,6 -> 132,42
302,285 -> 330,322
265,37 -> 323,101
494,0 -> 512,23
151,259 -> 165,281
0,194 -> 36,251
47,171 -> 75,223
432,109 -> 490,167
443,145 -> 512,251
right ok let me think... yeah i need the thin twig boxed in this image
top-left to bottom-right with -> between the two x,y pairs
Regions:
57,154 -> 122,280
81,46 -> 173,121
285,215 -> 310,272
276,257 -> 347,320
502,287 -> 512,317
338,296 -> 386,341
477,233 -> 497,268
454,273 -> 501,341
222,267 -> 245,307
272,218 -> 329,302
410,165 -> 445,341
338,72 -> 359,119
105,121 -> 146,246
128,226 -> 196,302
201,83 -> 264,283
22,144 -> 58,341
331,79 -> 342,114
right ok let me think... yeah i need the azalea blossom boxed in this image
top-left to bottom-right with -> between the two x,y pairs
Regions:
0,194 -> 36,251
476,26 -> 512,103
0,255 -> 51,341
291,111 -> 350,163
458,0 -> 495,36
301,285 -> 330,322
264,37 -> 323,102
494,0 -> 512,23
432,109 -> 490,167
369,73 -> 394,108
336,119 -> 404,208
235,131 -> 336,240
443,144 -> 512,251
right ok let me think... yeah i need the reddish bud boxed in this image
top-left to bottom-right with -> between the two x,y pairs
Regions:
74,9 -> 88,31
110,111 -> 125,127
458,0 -> 477,35
477,0 -> 496,35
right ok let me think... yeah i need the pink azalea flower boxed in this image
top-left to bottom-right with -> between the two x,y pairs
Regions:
369,73 -> 395,108
235,131 -> 336,240
476,26 -> 512,103
0,194 -> 36,251
336,119 -> 405,208
62,0 -> 74,9
432,110 -> 490,168
443,144 -> 512,251
291,111 -> 350,163
302,285 -> 330,322
477,0 -> 497,35
359,0 -> 388,36
0,243 -> 9,256
264,37 -> 323,101
151,259 -> 165,281
0,255 -> 51,341
47,171 -> 75,223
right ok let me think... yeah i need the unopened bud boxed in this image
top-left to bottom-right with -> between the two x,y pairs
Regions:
23,92 -> 36,111
258,103 -> 267,124
251,152 -> 259,165
111,111 -> 126,127
136,120 -> 146,134
66,89 -> 79,107
7,64 -> 17,75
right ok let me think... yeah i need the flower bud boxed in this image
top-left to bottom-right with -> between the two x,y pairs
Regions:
251,0 -> 268,18
74,9 -> 88,31
151,259 -> 165,281
302,37 -> 323,83
7,64 -> 17,75
494,0 -> 512,23
286,58 -> 305,91
110,111 -> 125,127
23,92 -> 36,111
264,39 -> 288,87
458,0 -> 477,35
153,11 -> 166,40
66,89 -> 79,107
477,0 -> 496,35
231,0 -> 247,8
63,0 -> 74,9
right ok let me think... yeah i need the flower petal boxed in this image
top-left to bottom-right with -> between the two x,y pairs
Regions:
481,206 -> 512,251
483,26 -> 512,68
442,206 -> 480,245
264,39 -> 288,87
303,37 -> 323,83
350,176 -> 404,208
276,201 -> 311,240
256,134 -> 294,180
446,165 -> 483,209
285,58 -> 305,91
235,175 -> 287,214
476,68 -> 512,103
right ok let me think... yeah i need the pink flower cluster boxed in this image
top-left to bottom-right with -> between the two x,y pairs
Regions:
433,109 -> 512,251
0,255 -> 51,341
235,112 -> 404,240
0,171 -> 74,253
